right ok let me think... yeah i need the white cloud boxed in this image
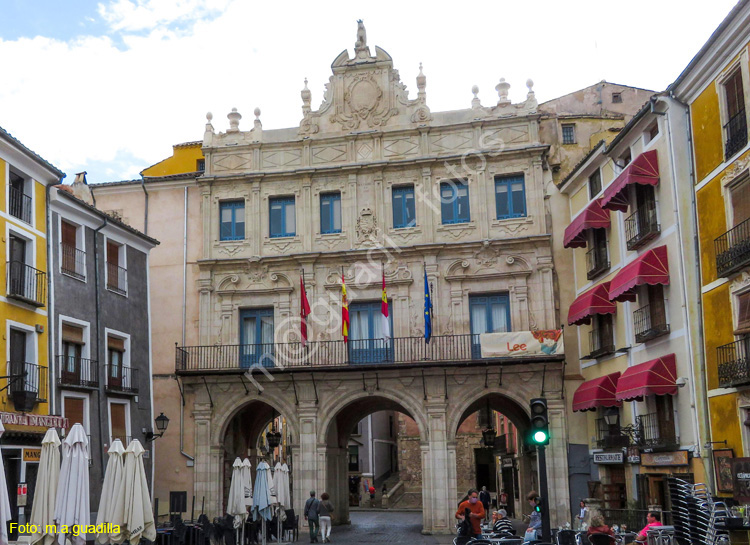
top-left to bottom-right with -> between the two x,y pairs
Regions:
0,0 -> 740,184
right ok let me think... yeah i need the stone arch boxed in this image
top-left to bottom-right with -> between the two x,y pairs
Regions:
317,387 -> 428,444
446,383 -> 534,441
211,388 -> 300,447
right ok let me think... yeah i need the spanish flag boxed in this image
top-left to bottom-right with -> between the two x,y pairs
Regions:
381,266 -> 390,341
342,273 -> 350,343
300,274 -> 311,346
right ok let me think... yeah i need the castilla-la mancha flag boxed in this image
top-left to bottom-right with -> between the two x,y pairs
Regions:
300,276 -> 311,346
341,274 -> 350,343
381,268 -> 390,341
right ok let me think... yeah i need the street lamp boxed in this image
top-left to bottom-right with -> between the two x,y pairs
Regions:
266,410 -> 282,450
481,399 -> 496,448
603,407 -> 620,427
145,412 -> 170,442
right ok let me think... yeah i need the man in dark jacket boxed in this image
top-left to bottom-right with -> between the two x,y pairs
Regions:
304,490 -> 320,543
479,487 -> 491,521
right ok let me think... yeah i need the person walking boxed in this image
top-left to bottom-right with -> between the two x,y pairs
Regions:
304,490 -> 320,543
318,492 -> 335,543
455,488 -> 486,539
479,487 -> 491,522
576,500 -> 590,530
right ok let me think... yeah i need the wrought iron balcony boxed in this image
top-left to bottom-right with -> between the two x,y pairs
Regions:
715,217 -> 750,277
106,262 -> 127,295
6,362 -> 47,412
61,244 -> 86,280
624,201 -> 660,251
587,328 -> 615,359
718,338 -> 750,388
586,245 -> 609,280
8,185 -> 32,224
636,412 -> 678,450
725,109 -> 748,161
633,303 -> 670,344
105,364 -> 138,394
6,261 -> 46,307
56,356 -> 99,389
595,418 -> 631,449
175,333 -> 562,374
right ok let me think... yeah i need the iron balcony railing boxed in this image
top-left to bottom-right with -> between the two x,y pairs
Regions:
715,217 -> 750,277
717,338 -> 750,388
60,244 -> 86,280
175,333 -> 561,373
725,109 -> 748,161
588,328 -> 615,359
599,509 -> 672,532
636,412 -> 678,450
595,418 -> 631,449
106,262 -> 127,295
8,185 -> 32,224
56,356 -> 99,388
6,362 -> 47,412
105,364 -> 138,394
6,261 -> 46,307
586,245 -> 609,280
624,201 -> 660,251
633,302 -> 670,344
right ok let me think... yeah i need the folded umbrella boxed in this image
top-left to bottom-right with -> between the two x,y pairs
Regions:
227,458 -> 246,529
111,440 -> 156,545
96,440 -> 125,544
54,423 -> 90,545
252,461 -> 273,522
241,459 -> 253,507
30,429 -> 61,545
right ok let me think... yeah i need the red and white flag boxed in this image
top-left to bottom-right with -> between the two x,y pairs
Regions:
300,275 -> 311,346
381,266 -> 390,341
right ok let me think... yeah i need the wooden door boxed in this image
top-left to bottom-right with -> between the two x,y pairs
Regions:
8,235 -> 26,296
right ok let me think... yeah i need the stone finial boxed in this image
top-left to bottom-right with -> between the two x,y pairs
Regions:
301,78 -> 311,115
526,79 -> 535,99
416,63 -> 426,93
205,112 -> 214,134
227,108 -> 241,132
254,107 -> 262,130
495,78 -> 511,106
471,85 -> 481,109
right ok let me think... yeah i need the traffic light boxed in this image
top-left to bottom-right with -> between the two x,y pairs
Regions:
529,398 -> 549,445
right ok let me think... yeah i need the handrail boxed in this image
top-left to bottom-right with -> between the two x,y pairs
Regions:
6,260 -> 46,306
715,216 -> 750,277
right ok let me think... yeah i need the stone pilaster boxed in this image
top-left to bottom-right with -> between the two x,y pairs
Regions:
423,401 -> 452,534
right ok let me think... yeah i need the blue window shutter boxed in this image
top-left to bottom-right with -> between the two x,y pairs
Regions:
441,183 -> 454,224
457,183 -> 470,222
404,189 -> 416,226
220,200 -> 244,241
393,186 -> 416,228
321,193 -> 341,234
495,175 -> 526,219
270,200 -> 283,237
321,196 -> 331,233
393,190 -> 405,228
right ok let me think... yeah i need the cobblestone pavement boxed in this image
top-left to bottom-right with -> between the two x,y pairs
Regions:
311,511 -> 454,544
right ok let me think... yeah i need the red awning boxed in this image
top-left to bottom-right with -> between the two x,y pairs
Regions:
572,372 -> 622,412
601,150 -> 660,212
608,245 -> 669,302
616,353 -> 677,402
563,199 -> 611,249
568,282 -> 617,326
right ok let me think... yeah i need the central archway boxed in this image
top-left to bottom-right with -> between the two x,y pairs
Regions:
319,392 -> 428,529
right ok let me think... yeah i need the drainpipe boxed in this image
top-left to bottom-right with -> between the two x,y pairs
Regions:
140,177 -> 149,235
663,93 -> 714,491
46,181 -> 61,416
94,216 -> 108,473
180,186 -> 194,463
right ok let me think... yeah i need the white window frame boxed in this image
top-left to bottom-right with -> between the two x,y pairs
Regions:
61,391 -> 90,432
58,315 -> 91,360
643,120 -> 661,148
107,398 -> 131,446
5,319 -> 38,366
103,235 -> 128,296
5,223 -> 37,270
104,327 -> 131,391
58,216 -> 86,282
5,166 -> 36,229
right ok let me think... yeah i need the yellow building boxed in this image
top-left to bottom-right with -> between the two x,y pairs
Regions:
140,140 -> 204,177
670,0 -> 750,499
558,92 -> 706,515
0,125 -> 65,530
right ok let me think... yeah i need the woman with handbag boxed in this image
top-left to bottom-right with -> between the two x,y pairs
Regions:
318,492 -> 335,543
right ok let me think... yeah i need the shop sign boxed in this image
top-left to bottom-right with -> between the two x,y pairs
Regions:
0,412 -> 69,429
732,457 -> 750,502
22,449 -> 41,462
479,330 -> 564,357
626,446 -> 641,464
594,452 -> 623,464
641,451 -> 689,467
502,458 -> 514,468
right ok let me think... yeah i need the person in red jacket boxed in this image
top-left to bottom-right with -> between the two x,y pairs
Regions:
455,488 -> 486,538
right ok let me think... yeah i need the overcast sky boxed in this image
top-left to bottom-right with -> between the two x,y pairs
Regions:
0,0 -> 740,183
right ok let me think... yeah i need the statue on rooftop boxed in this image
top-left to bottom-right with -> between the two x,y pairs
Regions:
355,20 -> 368,58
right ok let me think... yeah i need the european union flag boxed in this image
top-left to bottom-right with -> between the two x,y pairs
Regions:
424,268 -> 433,343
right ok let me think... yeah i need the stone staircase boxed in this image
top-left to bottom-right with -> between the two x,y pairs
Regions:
391,491 -> 422,509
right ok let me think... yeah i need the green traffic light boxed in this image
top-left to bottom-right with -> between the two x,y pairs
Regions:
533,430 -> 548,443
